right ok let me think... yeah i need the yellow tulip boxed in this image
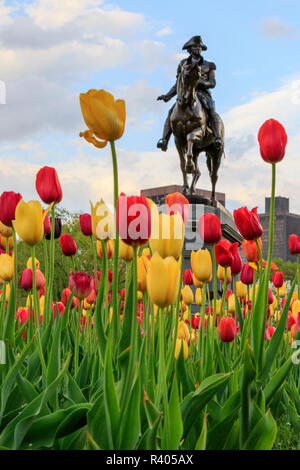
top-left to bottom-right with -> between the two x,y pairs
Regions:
146,252 -> 180,307
26,295 -> 33,308
291,292 -> 298,302
142,247 -> 151,258
0,235 -> 13,251
272,296 -> 278,310
0,221 -> 12,238
269,305 -> 275,318
97,239 -> 114,259
137,290 -> 143,301
1,282 -> 10,302
190,249 -> 212,282
90,200 -> 114,241
174,338 -> 188,360
195,287 -> 202,306
119,238 -> 133,261
276,284 -> 286,298
236,280 -> 247,299
182,309 -> 189,321
217,265 -> 231,282
149,213 -> 184,259
228,294 -> 236,314
181,285 -> 194,305
13,200 -> 49,246
292,299 -> 300,320
40,295 -> 45,315
249,284 -> 259,302
27,257 -> 40,270
79,89 -> 125,147
193,273 -> 203,288
215,299 -> 222,316
137,255 -> 149,292
177,320 -> 190,342
0,254 -> 13,281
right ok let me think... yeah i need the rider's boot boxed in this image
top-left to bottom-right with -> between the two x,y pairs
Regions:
210,114 -> 223,150
157,122 -> 172,151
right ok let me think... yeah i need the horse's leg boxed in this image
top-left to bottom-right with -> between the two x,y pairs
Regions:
174,136 -> 189,193
207,148 -> 222,201
186,127 -> 203,173
190,151 -> 201,194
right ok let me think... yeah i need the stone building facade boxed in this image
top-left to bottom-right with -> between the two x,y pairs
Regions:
258,196 -> 300,262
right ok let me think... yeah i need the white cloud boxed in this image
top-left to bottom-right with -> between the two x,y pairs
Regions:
261,17 -> 298,38
156,28 -> 173,37
0,0 -> 14,26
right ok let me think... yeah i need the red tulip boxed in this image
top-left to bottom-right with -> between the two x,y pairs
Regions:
0,191 -> 22,227
296,311 -> 300,333
242,239 -> 261,263
117,193 -> 151,246
272,271 -> 283,288
265,326 -> 276,341
20,268 -> 45,290
39,286 -> 45,297
240,264 -> 254,285
198,213 -> 222,245
60,233 -> 77,256
191,315 -> 200,330
233,206 -> 263,240
35,166 -> 62,204
86,289 -> 97,305
69,271 -> 93,300
230,250 -> 242,275
79,214 -> 92,237
268,288 -> 274,305
52,301 -> 65,319
61,287 -> 79,309
288,313 -> 295,330
218,316 -> 237,342
45,218 -> 62,240
165,192 -> 190,225
183,269 -> 193,285
288,234 -> 300,255
43,211 -> 51,236
215,240 -> 239,267
258,119 -> 287,164
119,288 -> 126,301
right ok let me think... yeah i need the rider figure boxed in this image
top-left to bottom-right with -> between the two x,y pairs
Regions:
157,35 -> 222,151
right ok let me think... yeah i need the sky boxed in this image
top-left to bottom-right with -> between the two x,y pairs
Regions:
0,0 -> 300,215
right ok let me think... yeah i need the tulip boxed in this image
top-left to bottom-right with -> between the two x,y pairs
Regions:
150,213 -> 184,259
13,200 -> 49,246
233,206 -> 263,241
0,282 -> 10,302
291,324 -> 297,338
0,191 -> 22,227
26,257 -> 40,269
61,287 -> 79,309
241,264 -> 254,285
90,200 -> 115,241
0,254 -> 14,281
117,193 -> 151,246
97,239 -> 114,259
217,265 -> 231,282
190,249 -> 212,282
86,289 -> 97,306
258,119 -> 287,164
60,234 -> 77,257
177,320 -> 190,342
296,311 -> 300,333
277,284 -> 286,298
43,212 -> 51,236
137,255 -> 149,292
45,218 -> 62,240
272,271 -> 283,288
118,238 -> 133,262
181,285 -> 193,305
195,287 -> 202,306
52,301 -> 65,320
20,268 -> 45,291
288,234 -> 300,255
215,299 -> 222,316
36,166 -> 62,205
198,213 -> 222,244
0,235 -> 13,251
165,192 -> 190,225
288,313 -> 295,330
231,249 -> 242,276
267,288 -> 274,305
236,280 -> 247,299
265,326 -> 276,341
174,338 -> 188,360
69,271 -> 94,300
215,240 -> 239,267
0,221 -> 12,238
191,315 -> 200,330
79,213 -> 93,237
242,238 -> 262,263
218,316 -> 237,342
183,269 -> 193,285
193,273 -> 203,288
79,89 -> 125,147
146,252 -> 180,308
292,299 -> 300,320
228,294 -> 236,314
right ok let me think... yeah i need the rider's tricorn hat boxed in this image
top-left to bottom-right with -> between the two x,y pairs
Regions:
182,35 -> 207,51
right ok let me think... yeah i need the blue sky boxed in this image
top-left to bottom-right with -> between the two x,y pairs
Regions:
0,0 -> 300,214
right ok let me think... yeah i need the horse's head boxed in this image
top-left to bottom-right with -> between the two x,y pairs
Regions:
177,62 -> 201,107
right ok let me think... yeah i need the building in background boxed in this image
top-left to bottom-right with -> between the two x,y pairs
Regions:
141,185 -> 226,206
258,196 -> 300,262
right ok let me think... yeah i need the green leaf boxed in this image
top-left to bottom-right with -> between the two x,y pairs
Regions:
162,375 -> 183,450
118,370 -> 141,449
195,413 -> 207,450
242,410 -> 277,450
46,316 -> 62,386
264,357 -> 293,405
103,334 -> 120,449
3,283 -> 15,346
250,269 -> 268,370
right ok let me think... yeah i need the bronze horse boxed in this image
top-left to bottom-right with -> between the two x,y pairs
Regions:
170,61 -> 224,199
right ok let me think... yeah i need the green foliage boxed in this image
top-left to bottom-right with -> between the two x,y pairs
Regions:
272,257 -> 297,282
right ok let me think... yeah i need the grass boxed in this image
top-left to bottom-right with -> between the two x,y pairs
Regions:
273,416 -> 300,450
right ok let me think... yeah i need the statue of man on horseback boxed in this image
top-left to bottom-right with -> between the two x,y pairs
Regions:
157,36 -> 224,198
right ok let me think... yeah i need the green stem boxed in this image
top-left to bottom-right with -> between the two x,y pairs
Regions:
12,228 -> 17,311
74,299 -> 82,376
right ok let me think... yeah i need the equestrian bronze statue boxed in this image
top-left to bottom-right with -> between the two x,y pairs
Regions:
157,36 -> 224,199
